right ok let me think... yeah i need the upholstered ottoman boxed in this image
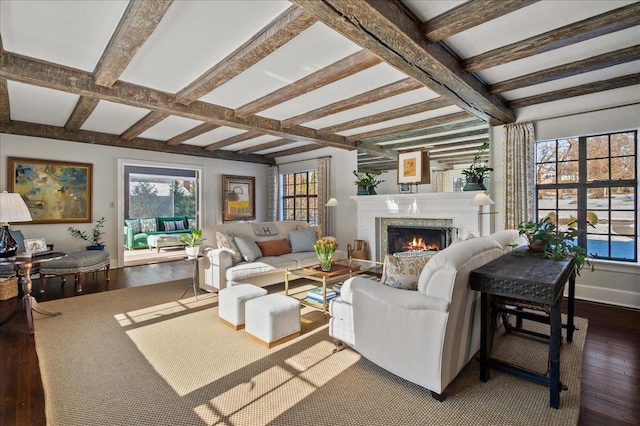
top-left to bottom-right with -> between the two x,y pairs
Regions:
218,283 -> 267,330
245,294 -> 301,348
147,234 -> 185,252
39,250 -> 110,293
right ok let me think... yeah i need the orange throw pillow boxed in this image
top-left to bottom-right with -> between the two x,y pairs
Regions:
256,239 -> 292,257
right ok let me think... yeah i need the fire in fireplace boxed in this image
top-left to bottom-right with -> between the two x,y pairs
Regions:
387,226 -> 450,255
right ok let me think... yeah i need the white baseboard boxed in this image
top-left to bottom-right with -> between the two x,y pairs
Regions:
573,284 -> 640,310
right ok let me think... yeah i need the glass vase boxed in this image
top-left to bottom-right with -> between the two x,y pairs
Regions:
318,254 -> 333,272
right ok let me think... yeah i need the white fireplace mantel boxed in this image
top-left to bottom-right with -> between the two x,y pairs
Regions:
350,192 -> 492,260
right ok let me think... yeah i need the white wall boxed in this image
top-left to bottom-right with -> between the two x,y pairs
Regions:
489,103 -> 640,309
0,134 -> 269,267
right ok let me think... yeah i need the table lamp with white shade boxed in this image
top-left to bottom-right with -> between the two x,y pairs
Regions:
0,191 -> 33,258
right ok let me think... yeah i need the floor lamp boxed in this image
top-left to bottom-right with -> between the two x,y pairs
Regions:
0,191 -> 33,258
469,193 -> 496,237
325,197 -> 339,237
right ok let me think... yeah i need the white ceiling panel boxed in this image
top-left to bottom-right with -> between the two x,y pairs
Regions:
181,127 -> 248,147
0,0 -> 128,71
303,88 -> 440,129
119,1 -> 291,92
502,60 -> 640,101
256,141 -> 308,155
138,116 -> 204,141
200,22 -> 362,108
81,101 -> 150,135
403,0 -> 466,22
479,27 -> 640,84
337,105 -> 464,137
443,1 -> 633,59
225,135 -> 282,152
7,81 -> 79,126
375,122 -> 488,146
258,63 -> 410,120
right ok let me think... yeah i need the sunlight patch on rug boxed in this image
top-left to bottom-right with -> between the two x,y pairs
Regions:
115,293 -> 217,326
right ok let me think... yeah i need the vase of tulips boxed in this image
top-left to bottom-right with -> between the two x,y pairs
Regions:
313,238 -> 338,272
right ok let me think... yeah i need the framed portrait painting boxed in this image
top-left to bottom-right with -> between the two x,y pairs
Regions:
222,175 -> 255,222
7,157 -> 93,224
397,149 -> 430,184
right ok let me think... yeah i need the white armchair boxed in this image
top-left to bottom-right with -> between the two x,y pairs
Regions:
329,230 -> 519,399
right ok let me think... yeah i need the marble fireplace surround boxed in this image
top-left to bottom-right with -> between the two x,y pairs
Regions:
350,192 -> 488,261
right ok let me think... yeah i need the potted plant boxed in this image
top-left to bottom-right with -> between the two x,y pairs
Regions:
462,142 -> 493,191
181,229 -> 205,258
313,238 -> 339,272
68,217 -> 106,250
353,169 -> 385,195
517,217 -> 593,275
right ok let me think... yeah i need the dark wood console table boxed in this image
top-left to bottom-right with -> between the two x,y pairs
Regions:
0,252 -> 66,334
470,248 -> 576,409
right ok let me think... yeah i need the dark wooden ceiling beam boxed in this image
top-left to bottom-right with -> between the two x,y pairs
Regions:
235,49 -> 382,119
176,6 -> 316,105
281,78 -> 421,128
64,97 -> 100,131
489,45 -> 640,94
0,36 -> 9,124
355,142 -> 397,161
291,0 -> 514,124
0,51 -> 353,149
263,143 -> 321,158
166,122 -> 219,146
318,97 -> 452,135
346,111 -> 471,142
361,117 -> 486,145
463,3 -> 640,73
204,130 -> 263,152
423,0 -> 539,42
120,110 -> 170,140
0,120 -> 274,164
237,138 -> 296,154
509,73 -> 640,109
94,0 -> 174,87
374,130 -> 489,151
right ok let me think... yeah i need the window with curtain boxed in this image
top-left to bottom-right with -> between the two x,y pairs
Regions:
535,130 -> 637,262
281,171 -> 318,225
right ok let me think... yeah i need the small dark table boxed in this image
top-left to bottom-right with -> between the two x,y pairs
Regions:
470,248 -> 576,409
0,252 -> 67,334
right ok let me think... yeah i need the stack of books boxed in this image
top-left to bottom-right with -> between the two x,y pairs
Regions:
306,287 -> 338,303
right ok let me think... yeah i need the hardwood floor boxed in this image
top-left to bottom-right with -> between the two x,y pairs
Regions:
1,262 -> 639,425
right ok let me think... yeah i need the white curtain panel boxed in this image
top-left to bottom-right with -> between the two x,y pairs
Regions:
503,122 -> 536,229
267,165 -> 279,222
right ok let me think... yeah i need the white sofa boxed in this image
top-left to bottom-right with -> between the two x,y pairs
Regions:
329,230 -> 520,399
199,221 -> 345,292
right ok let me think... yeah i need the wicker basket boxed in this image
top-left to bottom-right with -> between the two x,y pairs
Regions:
0,275 -> 19,301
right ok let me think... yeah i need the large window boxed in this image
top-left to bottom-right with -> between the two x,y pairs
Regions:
125,166 -> 197,219
281,171 -> 318,225
535,130 -> 637,262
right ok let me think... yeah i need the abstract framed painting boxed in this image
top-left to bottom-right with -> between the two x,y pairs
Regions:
7,157 -> 93,224
222,175 -> 255,222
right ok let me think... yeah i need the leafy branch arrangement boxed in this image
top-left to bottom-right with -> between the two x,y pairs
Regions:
517,217 -> 593,275
353,169 -> 385,188
461,142 -> 493,180
68,217 -> 106,247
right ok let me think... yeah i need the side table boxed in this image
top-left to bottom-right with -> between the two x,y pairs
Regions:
470,249 -> 576,409
181,255 -> 204,300
0,252 -> 67,334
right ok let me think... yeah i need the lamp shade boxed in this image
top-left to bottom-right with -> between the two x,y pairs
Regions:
0,192 -> 32,223
325,198 -> 339,207
469,193 -> 495,207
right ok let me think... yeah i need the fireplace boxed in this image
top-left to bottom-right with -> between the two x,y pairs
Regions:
387,226 -> 450,255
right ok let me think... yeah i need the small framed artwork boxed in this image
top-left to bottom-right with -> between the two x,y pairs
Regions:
222,175 -> 256,222
399,184 -> 415,193
24,238 -> 49,255
397,150 -> 430,184
7,157 -> 92,224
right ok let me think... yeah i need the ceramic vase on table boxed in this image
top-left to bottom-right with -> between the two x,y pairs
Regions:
185,246 -> 200,259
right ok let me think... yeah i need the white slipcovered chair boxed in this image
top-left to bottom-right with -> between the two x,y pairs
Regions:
329,230 -> 520,400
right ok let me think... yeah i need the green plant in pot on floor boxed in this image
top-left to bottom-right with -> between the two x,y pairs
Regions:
181,229 -> 205,258
68,217 -> 106,250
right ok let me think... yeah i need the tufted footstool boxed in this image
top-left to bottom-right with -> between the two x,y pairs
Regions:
218,283 -> 267,330
39,250 -> 110,293
245,294 -> 301,348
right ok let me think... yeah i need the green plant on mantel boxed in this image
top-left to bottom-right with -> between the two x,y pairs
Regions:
353,169 -> 384,188
517,217 -> 593,275
461,142 -> 493,180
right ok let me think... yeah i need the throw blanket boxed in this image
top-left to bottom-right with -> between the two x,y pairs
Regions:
251,222 -> 279,236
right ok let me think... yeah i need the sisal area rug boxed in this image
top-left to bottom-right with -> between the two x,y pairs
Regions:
34,279 -> 586,426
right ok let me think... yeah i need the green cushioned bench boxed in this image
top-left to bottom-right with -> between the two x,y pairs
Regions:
39,250 -> 110,293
